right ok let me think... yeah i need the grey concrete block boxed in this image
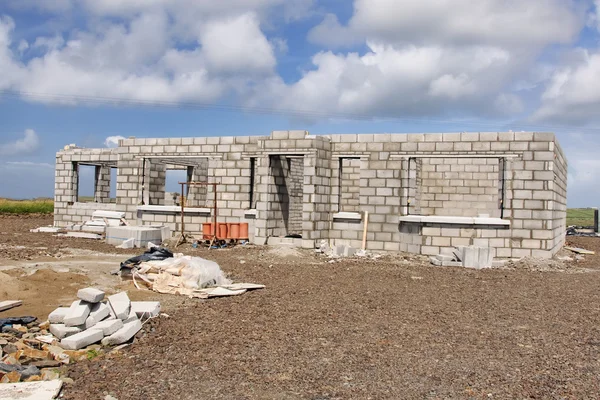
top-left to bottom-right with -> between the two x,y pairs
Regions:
49,324 -> 82,339
60,329 -> 104,350
94,319 -> 124,336
88,302 -> 110,323
123,308 -> 139,324
48,307 -> 70,324
77,287 -> 105,303
101,319 -> 142,346
108,292 -> 131,320
130,301 -> 161,318
63,300 -> 92,327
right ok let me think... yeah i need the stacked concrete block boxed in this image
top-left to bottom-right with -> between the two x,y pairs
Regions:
54,131 -> 567,259
47,288 -> 152,350
339,158 -> 361,212
94,165 -> 112,203
54,146 -> 119,227
105,226 -> 169,247
419,157 -> 500,217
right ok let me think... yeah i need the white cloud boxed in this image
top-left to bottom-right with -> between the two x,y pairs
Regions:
282,0 -> 585,120
200,13 -> 276,74
533,49 -> 600,124
104,136 -> 126,148
558,132 -> 600,207
309,0 -> 583,49
254,42 -> 521,119
0,0 -> 593,125
0,129 -> 41,157
0,5 -> 279,105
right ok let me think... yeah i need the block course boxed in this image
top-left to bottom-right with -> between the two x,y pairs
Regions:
54,131 -> 567,259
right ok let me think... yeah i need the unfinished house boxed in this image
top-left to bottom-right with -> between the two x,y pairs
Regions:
54,131 -> 567,259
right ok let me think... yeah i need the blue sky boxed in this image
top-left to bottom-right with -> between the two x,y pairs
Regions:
1,0 -> 600,206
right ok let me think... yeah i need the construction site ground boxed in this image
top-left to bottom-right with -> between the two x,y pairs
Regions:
1,214 -> 600,399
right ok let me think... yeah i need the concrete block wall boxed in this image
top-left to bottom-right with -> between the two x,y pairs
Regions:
94,165 -> 112,203
551,140 -> 568,254
339,158 -> 361,212
54,131 -> 567,259
54,147 -> 119,227
419,157 -> 500,217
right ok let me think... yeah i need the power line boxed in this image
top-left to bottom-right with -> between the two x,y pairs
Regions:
1,89 -> 600,133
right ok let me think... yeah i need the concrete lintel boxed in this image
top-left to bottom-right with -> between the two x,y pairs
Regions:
390,154 -> 520,159
398,215 -> 511,226
137,205 -> 211,214
135,155 -> 223,159
333,212 -> 362,221
334,154 -> 370,159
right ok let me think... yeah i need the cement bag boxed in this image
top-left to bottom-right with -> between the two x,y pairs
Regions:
180,256 -> 231,289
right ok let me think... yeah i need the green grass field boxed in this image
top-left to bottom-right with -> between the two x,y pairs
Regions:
566,208 -> 595,227
0,198 -> 54,214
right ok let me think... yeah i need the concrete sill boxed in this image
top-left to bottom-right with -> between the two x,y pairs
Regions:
244,209 -> 257,219
137,205 -> 211,214
398,215 -> 510,226
333,212 -> 362,221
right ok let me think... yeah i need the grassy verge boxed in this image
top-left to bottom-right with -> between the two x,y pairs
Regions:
567,208 -> 595,227
0,198 -> 54,214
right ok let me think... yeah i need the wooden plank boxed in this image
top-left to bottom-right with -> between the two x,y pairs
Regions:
0,300 -> 22,312
565,246 -> 595,255
0,380 -> 63,400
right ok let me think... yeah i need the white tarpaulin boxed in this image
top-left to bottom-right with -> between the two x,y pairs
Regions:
130,255 -> 264,298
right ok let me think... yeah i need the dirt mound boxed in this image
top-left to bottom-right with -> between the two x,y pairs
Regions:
505,256 -> 570,272
267,246 -> 302,258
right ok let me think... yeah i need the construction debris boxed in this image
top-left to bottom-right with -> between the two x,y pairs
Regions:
121,248 -> 264,299
34,210 -> 129,240
564,246 -> 595,255
0,301 -> 22,313
0,380 -> 63,400
44,288 -> 155,351
566,226 -> 599,237
431,246 -> 505,269
0,288 -> 156,386
106,226 -> 171,248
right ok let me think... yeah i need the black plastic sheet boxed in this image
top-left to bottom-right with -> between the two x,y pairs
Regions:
120,246 -> 174,269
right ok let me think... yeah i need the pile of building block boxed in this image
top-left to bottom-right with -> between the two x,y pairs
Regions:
48,288 -> 160,350
430,245 -> 506,269
57,211 -> 127,240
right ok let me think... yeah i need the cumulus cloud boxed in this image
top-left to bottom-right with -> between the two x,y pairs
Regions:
252,42 -> 523,119
104,136 -> 126,148
533,49 -> 600,124
0,129 -> 41,157
0,0 -> 593,124
285,0 -> 585,120
309,0 -> 583,49
0,5 -> 279,105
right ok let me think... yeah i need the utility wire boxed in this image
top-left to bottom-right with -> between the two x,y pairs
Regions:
1,89 -> 600,134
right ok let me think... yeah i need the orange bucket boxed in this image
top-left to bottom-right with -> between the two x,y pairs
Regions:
218,223 -> 228,239
230,223 -> 240,239
239,223 -> 249,239
202,223 -> 213,239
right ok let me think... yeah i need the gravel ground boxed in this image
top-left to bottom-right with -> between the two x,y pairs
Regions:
2,216 -> 600,399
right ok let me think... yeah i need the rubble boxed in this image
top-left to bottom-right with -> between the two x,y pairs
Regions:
0,301 -> 22,312
0,287 -> 157,387
430,246 -> 506,269
0,380 -> 63,400
47,289 -> 149,350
